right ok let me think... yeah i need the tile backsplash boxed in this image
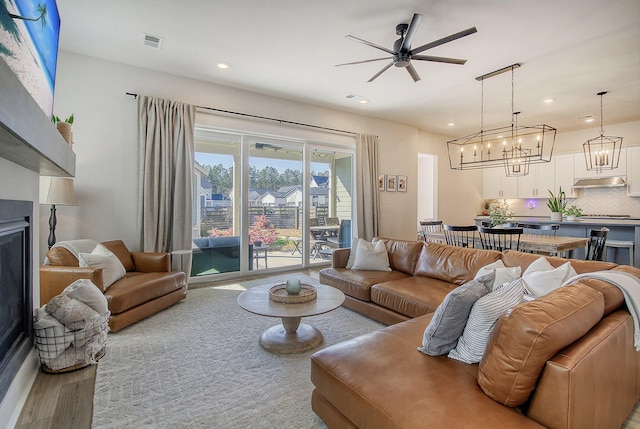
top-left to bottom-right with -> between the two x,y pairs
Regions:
492,188 -> 640,218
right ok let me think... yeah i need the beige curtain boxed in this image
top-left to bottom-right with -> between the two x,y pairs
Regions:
137,96 -> 195,272
355,133 -> 380,241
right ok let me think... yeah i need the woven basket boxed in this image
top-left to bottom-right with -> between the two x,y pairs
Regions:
56,122 -> 73,145
269,284 -> 317,304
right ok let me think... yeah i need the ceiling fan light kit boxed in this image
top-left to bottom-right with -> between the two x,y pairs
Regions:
583,91 -> 623,173
336,13 -> 476,82
447,63 -> 556,176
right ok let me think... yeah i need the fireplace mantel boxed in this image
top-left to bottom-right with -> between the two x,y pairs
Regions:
0,60 -> 75,177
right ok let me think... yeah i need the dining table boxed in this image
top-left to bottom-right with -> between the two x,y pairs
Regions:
423,231 -> 589,255
310,225 -> 340,238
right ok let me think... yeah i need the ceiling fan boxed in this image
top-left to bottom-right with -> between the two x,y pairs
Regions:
336,13 -> 477,82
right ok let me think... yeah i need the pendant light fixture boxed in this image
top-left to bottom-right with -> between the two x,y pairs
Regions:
583,91 -> 623,172
447,63 -> 556,175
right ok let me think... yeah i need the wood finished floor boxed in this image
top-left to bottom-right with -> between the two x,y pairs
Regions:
15,267 -> 640,428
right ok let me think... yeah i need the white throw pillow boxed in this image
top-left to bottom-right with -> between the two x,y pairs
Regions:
78,243 -> 126,290
522,257 -> 577,298
448,278 -> 524,364
350,239 -> 391,272
63,279 -> 109,316
346,238 -> 359,269
474,260 -> 522,290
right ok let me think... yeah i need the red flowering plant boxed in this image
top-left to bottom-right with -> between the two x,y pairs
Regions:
249,215 -> 278,246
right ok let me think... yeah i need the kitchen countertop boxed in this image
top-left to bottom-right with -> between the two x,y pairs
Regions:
475,216 -> 640,227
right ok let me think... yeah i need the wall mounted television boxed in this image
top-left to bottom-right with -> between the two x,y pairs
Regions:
0,0 -> 61,118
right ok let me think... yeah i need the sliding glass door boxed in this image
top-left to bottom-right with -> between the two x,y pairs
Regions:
192,127 -> 354,279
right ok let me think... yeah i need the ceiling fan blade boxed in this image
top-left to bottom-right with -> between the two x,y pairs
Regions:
367,62 -> 394,82
401,13 -> 423,51
410,27 -> 478,55
335,57 -> 393,67
406,64 -> 421,82
346,35 -> 395,55
412,55 -> 467,65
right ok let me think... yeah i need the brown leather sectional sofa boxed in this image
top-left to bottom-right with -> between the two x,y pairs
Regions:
40,240 -> 187,332
313,237 -> 640,429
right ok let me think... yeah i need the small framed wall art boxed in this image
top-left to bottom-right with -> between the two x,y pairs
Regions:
397,175 -> 407,192
378,174 -> 386,191
386,175 -> 397,192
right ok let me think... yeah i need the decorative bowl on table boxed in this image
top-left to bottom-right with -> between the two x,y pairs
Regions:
269,283 -> 317,304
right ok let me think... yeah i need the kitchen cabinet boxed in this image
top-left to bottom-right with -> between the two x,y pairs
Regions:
483,167 -> 518,199
627,146 -> 640,196
517,160 -> 555,198
574,147 -> 627,179
554,154 -> 579,198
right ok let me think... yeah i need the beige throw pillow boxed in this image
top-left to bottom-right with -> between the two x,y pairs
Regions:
351,239 -> 391,271
78,243 -> 126,290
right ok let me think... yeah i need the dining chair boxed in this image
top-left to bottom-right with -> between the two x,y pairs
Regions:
586,227 -> 609,261
442,225 -> 477,248
478,227 -> 523,252
324,217 -> 340,236
419,220 -> 443,242
520,223 -> 559,236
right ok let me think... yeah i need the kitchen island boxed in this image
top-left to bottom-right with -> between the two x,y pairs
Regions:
475,216 -> 639,267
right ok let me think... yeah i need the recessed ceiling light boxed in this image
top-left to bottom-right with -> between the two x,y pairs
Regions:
359,99 -> 369,104
543,98 -> 555,103
584,117 -> 594,123
447,122 -> 455,127
216,61 -> 230,70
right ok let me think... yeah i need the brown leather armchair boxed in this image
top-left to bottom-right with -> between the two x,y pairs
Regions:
40,240 -> 187,332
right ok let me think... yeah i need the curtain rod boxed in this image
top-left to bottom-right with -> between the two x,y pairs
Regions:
125,92 -> 357,136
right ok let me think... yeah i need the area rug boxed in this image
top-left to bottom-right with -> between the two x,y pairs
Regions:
92,273 -> 385,428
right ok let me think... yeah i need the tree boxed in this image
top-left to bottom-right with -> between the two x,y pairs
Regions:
206,163 -> 233,195
9,3 -> 47,29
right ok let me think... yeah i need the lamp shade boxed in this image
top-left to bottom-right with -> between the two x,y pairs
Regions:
41,177 -> 77,206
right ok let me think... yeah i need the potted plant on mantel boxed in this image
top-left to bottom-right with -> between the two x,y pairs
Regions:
52,114 -> 74,146
547,187 -> 566,221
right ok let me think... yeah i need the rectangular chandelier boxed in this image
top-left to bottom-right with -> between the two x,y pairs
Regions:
447,63 -> 556,174
447,123 -> 556,171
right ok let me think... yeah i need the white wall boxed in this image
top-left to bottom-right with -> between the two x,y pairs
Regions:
0,158 -> 42,428
48,51 -> 482,251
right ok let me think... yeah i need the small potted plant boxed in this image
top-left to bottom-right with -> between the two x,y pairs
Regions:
565,205 -> 583,222
547,187 -> 566,221
52,114 -> 74,145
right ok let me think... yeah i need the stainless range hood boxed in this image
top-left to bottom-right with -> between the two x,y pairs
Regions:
573,176 -> 627,189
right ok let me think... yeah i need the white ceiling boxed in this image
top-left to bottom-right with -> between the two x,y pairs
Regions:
56,0 -> 640,137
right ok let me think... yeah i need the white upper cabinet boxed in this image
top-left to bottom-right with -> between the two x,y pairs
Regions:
627,146 -> 640,196
554,154 -> 579,198
574,147 -> 627,179
517,160 -> 555,198
483,168 -> 518,199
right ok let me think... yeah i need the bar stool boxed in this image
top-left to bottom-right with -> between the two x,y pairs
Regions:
604,240 -> 635,266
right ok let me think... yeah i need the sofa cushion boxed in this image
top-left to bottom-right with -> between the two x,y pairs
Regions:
319,268 -> 410,302
102,240 -> 136,271
46,246 -> 80,267
373,237 -> 423,275
105,271 -> 186,313
414,242 -> 502,286
371,276 -> 457,318
418,272 -> 495,356
522,257 -> 577,298
351,239 -> 391,271
478,283 -> 604,407
448,278 -> 524,364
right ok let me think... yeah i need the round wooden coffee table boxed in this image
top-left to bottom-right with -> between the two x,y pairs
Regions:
237,283 -> 345,354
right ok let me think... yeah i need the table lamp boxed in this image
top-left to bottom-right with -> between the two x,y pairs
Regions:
41,177 -> 77,249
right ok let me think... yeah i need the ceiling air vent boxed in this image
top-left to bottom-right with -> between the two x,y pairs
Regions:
142,33 -> 163,49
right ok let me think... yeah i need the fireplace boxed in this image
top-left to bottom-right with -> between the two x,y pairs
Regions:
0,200 -> 33,403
